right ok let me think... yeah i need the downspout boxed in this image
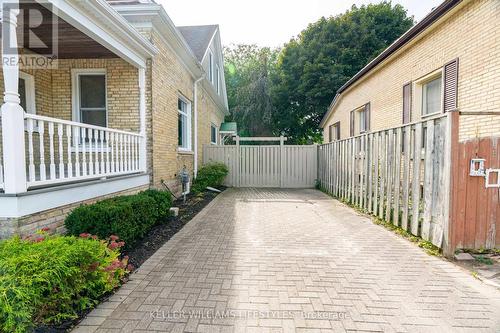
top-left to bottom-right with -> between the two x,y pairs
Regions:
193,75 -> 204,178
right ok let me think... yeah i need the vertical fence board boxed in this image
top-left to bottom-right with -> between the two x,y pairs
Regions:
393,128 -> 402,227
401,126 -> 412,230
422,120 -> 435,241
411,123 -> 423,236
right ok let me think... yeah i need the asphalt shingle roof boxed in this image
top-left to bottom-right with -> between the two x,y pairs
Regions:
177,25 -> 218,62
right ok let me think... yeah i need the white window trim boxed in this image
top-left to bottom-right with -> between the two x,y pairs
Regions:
414,68 -> 444,119
19,71 -> 36,115
355,105 -> 367,134
178,95 -> 192,152
71,69 -> 108,125
210,123 -> 218,144
208,51 -> 214,84
216,65 -> 220,95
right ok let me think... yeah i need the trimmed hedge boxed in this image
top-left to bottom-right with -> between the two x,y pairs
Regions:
0,232 -> 128,333
65,190 -> 172,249
192,162 -> 228,193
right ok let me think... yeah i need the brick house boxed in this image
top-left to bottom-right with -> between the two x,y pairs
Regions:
319,0 -> 500,253
0,0 -> 229,238
320,0 -> 500,142
109,1 -> 229,192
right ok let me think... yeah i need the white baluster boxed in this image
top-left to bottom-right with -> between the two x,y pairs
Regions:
48,122 -> 56,180
120,133 -> 124,173
73,127 -> 80,177
38,120 -> 46,181
27,118 -> 35,182
110,132 -> 115,173
58,124 -> 64,178
106,132 -> 110,174
94,129 -> 99,175
100,130 -> 105,175
66,124 -> 73,178
125,134 -> 129,172
81,128 -> 87,176
132,136 -> 136,171
88,129 -> 94,176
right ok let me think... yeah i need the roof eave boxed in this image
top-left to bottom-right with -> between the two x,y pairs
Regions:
320,0 -> 463,128
112,4 -> 204,77
337,0 -> 462,95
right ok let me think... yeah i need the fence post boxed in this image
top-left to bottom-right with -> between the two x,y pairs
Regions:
280,135 -> 285,188
235,136 -> 240,187
443,110 -> 460,257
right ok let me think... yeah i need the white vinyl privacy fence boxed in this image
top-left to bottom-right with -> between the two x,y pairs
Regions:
203,137 -> 317,188
318,113 -> 452,247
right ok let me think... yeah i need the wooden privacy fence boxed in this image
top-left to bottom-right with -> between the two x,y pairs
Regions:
203,137 -> 317,188
318,113 -> 452,248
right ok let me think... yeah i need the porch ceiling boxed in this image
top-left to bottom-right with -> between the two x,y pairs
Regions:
20,2 -> 118,59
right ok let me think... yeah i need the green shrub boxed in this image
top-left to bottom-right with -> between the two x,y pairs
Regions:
139,189 -> 173,220
0,232 -> 128,333
65,194 -> 157,249
192,162 -> 229,193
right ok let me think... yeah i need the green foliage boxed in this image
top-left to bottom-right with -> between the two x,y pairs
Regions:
139,189 -> 173,221
0,232 -> 128,332
224,3 -> 414,144
65,190 -> 172,249
224,45 -> 279,137
272,2 -> 414,143
192,163 -> 229,193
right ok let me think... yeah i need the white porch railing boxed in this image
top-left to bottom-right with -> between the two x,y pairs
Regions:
24,113 -> 144,189
0,116 -> 3,190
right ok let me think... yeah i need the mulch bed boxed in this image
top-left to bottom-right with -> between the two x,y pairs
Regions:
35,187 -> 225,333
125,187 -> 225,268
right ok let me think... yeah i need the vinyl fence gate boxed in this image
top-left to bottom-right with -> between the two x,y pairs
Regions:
203,136 -> 317,188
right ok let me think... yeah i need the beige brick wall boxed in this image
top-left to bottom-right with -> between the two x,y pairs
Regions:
322,0 -> 500,143
138,28 -> 226,194
0,185 -> 148,239
197,88 -> 226,167
0,58 -> 140,132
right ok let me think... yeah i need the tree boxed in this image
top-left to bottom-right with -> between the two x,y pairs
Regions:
271,2 -> 414,143
224,44 -> 279,137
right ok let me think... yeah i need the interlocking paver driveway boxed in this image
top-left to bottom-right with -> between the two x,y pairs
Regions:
75,188 -> 500,333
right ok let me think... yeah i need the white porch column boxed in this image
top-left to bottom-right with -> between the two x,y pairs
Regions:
1,3 -> 27,194
138,67 -> 147,173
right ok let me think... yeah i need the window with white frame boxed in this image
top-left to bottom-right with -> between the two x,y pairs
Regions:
210,124 -> 218,144
19,72 -> 36,114
208,52 -> 214,84
416,70 -> 443,117
72,70 -> 107,127
178,96 -> 192,151
216,65 -> 220,94
359,108 -> 367,133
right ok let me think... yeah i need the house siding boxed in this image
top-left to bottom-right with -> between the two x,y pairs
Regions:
322,0 -> 500,142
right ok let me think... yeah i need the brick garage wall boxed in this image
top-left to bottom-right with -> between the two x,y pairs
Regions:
322,0 -> 500,142
0,185 -> 148,239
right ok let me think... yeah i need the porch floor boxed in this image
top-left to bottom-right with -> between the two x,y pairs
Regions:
75,188 -> 500,333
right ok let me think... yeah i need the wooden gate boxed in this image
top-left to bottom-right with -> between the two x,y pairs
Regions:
203,137 -> 317,188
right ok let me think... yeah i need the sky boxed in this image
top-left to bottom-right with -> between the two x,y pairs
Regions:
158,0 -> 444,47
